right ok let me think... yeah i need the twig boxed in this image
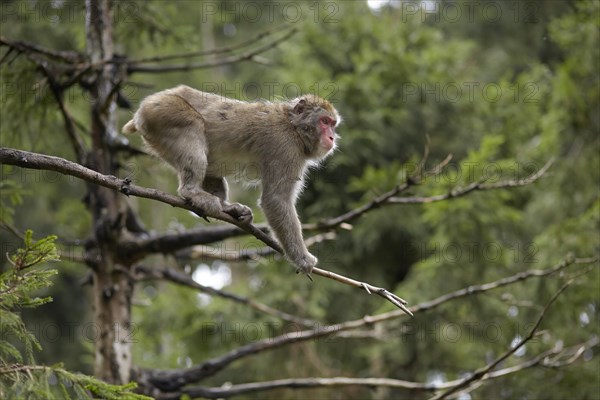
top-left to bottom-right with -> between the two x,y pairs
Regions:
128,25 -> 292,64
128,28 -> 297,74
304,156 -> 552,232
303,154 -> 453,231
0,221 -> 25,240
37,65 -> 87,162
431,280 -> 572,400
388,158 -> 554,204
0,36 -> 84,64
311,267 -> 413,317
407,255 -> 593,316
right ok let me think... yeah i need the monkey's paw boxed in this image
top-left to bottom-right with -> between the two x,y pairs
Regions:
295,253 -> 318,275
223,202 -> 254,224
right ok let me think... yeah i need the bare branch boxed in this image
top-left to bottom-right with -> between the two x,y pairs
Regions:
431,280 -> 572,400
311,267 -> 412,316
120,225 -> 255,262
138,255 -> 597,391
128,25 -> 292,64
303,155 -> 453,231
0,221 -> 25,240
152,338 -> 599,399
0,147 -> 412,312
183,232 -> 336,262
134,265 -> 317,327
127,28 -> 297,74
0,147 -> 285,261
36,65 -> 88,162
125,155 -> 552,251
0,36 -> 84,64
166,377 -> 433,399
0,147 -> 260,229
388,158 -> 554,205
304,156 -> 551,232
184,243 -> 275,263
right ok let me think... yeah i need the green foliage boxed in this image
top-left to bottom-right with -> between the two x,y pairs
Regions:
0,231 -> 150,400
2,0 -> 599,399
1,231 -> 58,365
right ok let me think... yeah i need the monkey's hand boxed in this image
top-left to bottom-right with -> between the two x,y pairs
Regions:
294,252 -> 318,275
223,202 -> 253,225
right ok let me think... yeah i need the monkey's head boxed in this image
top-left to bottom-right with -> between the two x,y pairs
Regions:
289,95 -> 341,160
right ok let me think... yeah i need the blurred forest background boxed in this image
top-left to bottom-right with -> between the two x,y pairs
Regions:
0,0 -> 599,399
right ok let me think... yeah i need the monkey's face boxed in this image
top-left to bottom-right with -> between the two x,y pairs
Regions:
317,113 -> 338,154
291,96 -> 340,159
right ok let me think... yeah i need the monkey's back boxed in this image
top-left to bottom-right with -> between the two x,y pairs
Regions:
166,85 -> 299,172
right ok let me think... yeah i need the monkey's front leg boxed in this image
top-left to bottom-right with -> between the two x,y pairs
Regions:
260,181 -> 317,274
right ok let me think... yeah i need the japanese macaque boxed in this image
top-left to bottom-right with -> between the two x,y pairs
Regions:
122,85 -> 340,273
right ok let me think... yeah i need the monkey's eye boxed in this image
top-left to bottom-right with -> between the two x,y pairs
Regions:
320,117 -> 336,127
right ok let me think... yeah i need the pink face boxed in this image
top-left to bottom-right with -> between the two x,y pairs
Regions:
319,115 -> 337,151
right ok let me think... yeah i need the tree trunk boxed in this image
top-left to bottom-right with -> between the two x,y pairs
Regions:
85,0 -> 133,384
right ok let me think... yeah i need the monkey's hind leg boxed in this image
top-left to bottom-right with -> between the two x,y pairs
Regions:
204,176 -> 253,224
146,127 -> 222,218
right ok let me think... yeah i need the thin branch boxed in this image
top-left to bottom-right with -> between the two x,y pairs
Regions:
37,65 -> 88,162
153,338 -> 599,399
138,255 -> 597,391
431,280 -> 572,400
135,156 -> 552,249
0,46 -> 15,65
0,221 -> 25,240
388,158 -> 554,205
184,243 -> 274,263
183,232 -> 336,262
168,377 -> 434,399
128,28 -> 297,74
311,267 -> 412,316
128,25 -> 292,64
0,36 -> 84,64
0,147 -> 411,312
134,265 -> 317,327
303,154 -> 453,231
304,156 -> 552,232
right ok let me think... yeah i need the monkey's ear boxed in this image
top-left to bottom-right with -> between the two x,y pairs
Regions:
293,99 -> 307,114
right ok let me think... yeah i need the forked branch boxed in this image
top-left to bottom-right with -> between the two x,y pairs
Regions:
127,27 -> 297,74
157,334 -> 597,400
305,156 -> 553,231
431,281 -> 572,400
137,255 -> 597,394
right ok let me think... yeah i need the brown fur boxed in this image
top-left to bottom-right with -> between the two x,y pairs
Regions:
123,85 -> 340,273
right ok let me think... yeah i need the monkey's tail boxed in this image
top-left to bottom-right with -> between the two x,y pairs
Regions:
122,119 -> 138,134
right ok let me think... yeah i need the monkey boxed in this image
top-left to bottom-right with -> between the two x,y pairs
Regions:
122,85 -> 340,273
